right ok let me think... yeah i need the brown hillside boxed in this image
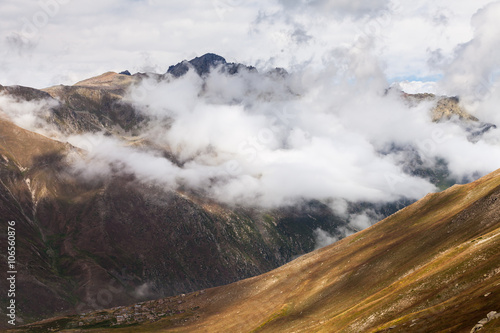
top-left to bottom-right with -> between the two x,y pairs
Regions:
20,167 -> 500,332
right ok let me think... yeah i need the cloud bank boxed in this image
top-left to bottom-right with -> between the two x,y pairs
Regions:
63,47 -> 500,212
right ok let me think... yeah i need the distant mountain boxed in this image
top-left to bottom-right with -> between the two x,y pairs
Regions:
166,53 -> 257,77
20,167 -> 500,332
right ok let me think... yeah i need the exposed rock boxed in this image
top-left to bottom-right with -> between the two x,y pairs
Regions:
402,92 -> 479,122
466,122 -> 497,142
432,96 -> 478,122
470,324 -> 483,332
487,311 -> 498,320
2,84 -> 53,101
166,53 -> 256,78
470,310 -> 500,332
266,67 -> 289,78
167,53 -> 226,77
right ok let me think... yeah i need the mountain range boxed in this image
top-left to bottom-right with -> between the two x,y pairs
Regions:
0,53 -> 499,332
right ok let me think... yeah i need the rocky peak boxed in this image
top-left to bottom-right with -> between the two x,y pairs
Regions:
167,53 -> 227,77
166,53 -> 257,78
432,96 -> 478,122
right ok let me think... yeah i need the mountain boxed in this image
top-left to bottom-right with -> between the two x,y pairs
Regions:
0,53 -> 498,328
166,53 -> 257,77
18,167 -> 500,332
0,115 -> 347,326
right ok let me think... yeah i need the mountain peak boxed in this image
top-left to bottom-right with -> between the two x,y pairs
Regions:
167,53 -> 227,77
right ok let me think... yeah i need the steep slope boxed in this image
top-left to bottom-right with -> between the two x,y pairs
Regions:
0,117 -> 346,325
24,167 -> 500,332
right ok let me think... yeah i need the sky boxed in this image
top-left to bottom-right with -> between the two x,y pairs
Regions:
0,0 -> 497,90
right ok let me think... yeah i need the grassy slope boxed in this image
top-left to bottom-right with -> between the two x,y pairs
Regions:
32,168 -> 500,333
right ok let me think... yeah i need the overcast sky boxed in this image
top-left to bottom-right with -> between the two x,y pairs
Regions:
0,0 -> 496,89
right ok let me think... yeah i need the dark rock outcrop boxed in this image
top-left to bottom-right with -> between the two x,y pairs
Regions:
167,53 -> 227,77
166,53 -> 256,78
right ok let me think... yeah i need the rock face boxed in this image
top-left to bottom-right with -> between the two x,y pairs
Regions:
432,96 -> 478,122
45,84 -> 142,133
402,92 -> 496,144
167,53 -> 226,77
403,93 -> 478,122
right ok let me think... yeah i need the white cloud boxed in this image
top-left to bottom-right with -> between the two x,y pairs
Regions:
0,92 -> 59,136
276,0 -> 390,19
436,1 -> 500,104
47,37 -> 499,210
313,228 -> 339,250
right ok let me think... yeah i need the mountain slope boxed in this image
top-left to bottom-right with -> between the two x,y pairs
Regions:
23,167 -> 500,332
0,116 -> 348,325
1,54 -> 499,330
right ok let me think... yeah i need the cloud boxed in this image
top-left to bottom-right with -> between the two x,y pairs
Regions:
53,40 -> 500,211
0,92 -> 59,136
349,209 -> 380,231
132,282 -> 154,300
290,26 -> 312,45
437,1 -> 500,103
1,1 -> 500,232
313,228 -> 339,249
5,33 -> 36,57
62,58 -> 499,211
277,0 -> 390,19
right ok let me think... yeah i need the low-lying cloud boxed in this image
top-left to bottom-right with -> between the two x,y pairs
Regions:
61,48 -> 500,212
2,42 -> 500,218
0,92 -> 58,134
